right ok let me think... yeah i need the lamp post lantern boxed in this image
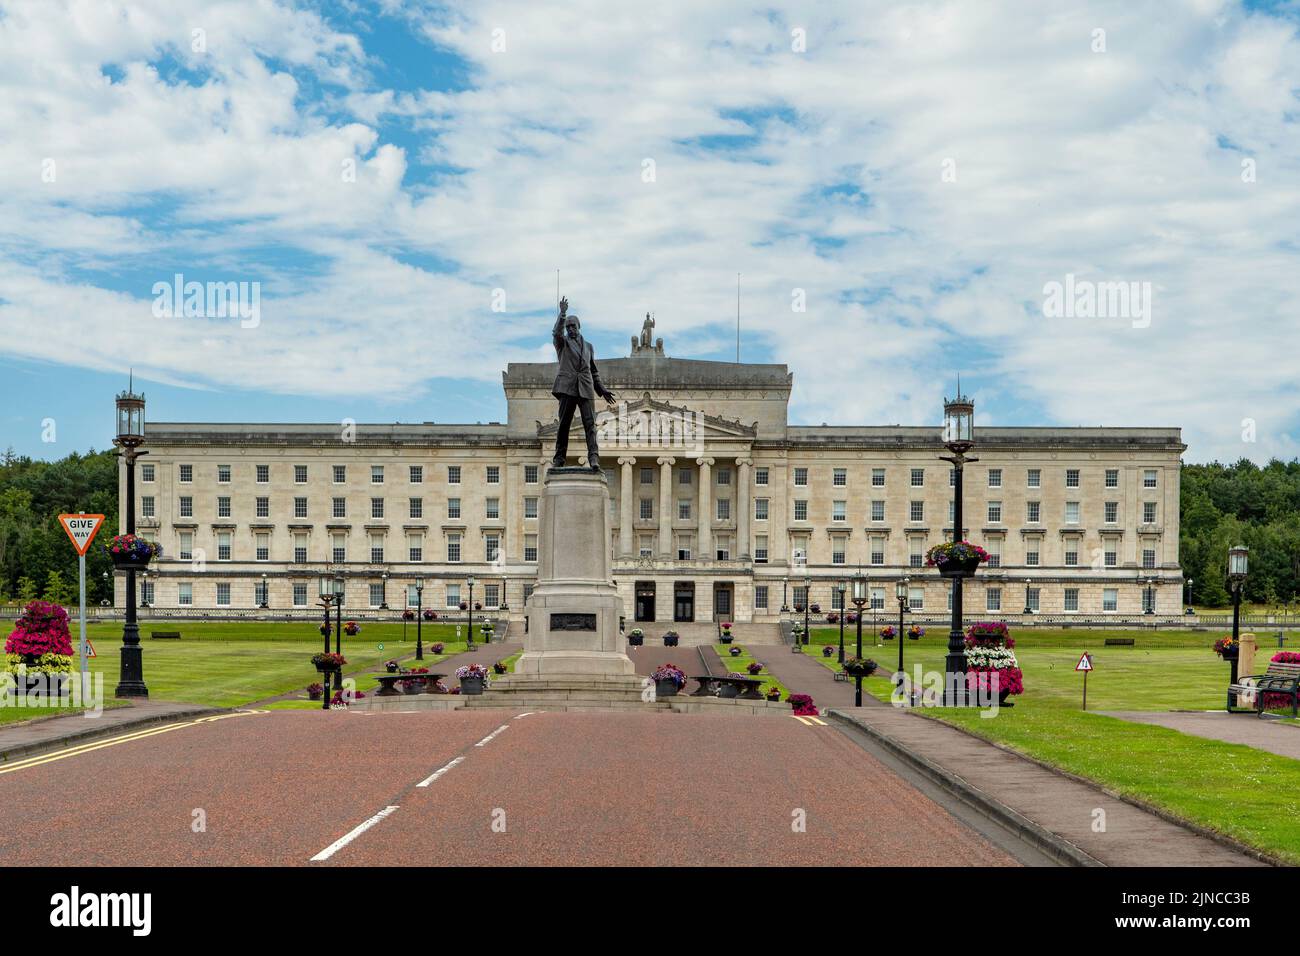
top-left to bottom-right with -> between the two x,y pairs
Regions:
940,386 -> 977,706
896,577 -> 909,691
850,568 -> 868,707
113,383 -> 149,698
467,576 -> 476,650
415,578 -> 426,661
837,583 -> 847,664
1228,546 -> 1248,709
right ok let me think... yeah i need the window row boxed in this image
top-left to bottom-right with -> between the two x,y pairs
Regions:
166,530 -> 532,565
145,463 -> 535,486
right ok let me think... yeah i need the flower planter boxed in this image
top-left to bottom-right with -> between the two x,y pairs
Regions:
663,635 -> 679,647
999,688 -> 1014,707
314,662 -> 341,675
12,672 -> 68,698
719,635 -> 733,644
403,679 -> 425,696
385,662 -> 399,673
1218,647 -> 1240,661
717,682 -> 740,699
729,647 -> 742,657
460,676 -> 486,696
938,557 -> 981,578
307,689 -> 323,701
822,646 -> 833,658
654,678 -> 681,698
628,634 -> 644,646
110,553 -> 153,572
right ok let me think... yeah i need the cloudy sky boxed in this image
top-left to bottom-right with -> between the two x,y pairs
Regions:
1,0 -> 1297,462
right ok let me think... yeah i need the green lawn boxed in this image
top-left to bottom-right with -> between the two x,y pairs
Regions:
716,643 -> 787,700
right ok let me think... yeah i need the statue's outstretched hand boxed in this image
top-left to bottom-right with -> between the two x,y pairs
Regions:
558,296 -> 568,317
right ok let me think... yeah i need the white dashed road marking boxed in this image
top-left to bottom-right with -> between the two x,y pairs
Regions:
310,805 -> 400,862
416,756 -> 465,788
474,724 -> 510,747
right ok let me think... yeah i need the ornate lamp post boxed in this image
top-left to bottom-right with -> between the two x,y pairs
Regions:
940,387 -> 977,706
333,573 -> 345,657
260,572 -> 269,609
802,575 -> 811,647
1023,577 -> 1033,616
380,571 -> 390,610
1228,546 -> 1248,709
781,578 -> 789,614
1185,577 -> 1193,611
837,582 -> 847,664
113,384 -> 149,698
415,578 -> 426,661
317,575 -> 340,710
139,569 -> 150,608
466,576 -> 476,651
896,577 -> 909,688
851,568 -> 868,707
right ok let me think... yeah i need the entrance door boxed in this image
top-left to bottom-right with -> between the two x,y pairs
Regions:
674,583 -> 695,623
635,582 -> 656,622
713,583 -> 733,620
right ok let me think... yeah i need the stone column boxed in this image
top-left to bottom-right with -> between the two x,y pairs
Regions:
737,457 -> 753,560
697,456 -> 714,561
657,456 -> 675,558
618,456 -> 635,558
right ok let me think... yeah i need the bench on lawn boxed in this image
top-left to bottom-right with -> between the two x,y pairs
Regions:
371,672 -> 448,697
1230,661 -> 1300,717
150,631 -> 181,640
1104,638 -> 1135,646
689,675 -> 764,700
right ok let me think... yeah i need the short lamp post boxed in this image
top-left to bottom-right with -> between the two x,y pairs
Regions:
260,572 -> 269,609
850,568 -> 868,707
113,384 -> 149,699
803,575 -> 811,646
1144,576 -> 1157,615
1228,546 -> 1249,709
467,576 -> 476,651
781,578 -> 789,614
380,571 -> 389,610
837,583 -> 847,664
896,578 -> 909,689
940,387 -> 977,706
1185,577 -> 1194,612
139,570 -> 150,608
317,575 -> 343,711
1023,577 -> 1033,616
415,578 -> 426,661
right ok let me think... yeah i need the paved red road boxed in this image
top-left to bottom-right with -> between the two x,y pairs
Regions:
0,709 -> 1019,866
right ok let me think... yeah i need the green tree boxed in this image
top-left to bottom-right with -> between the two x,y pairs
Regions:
16,576 -> 36,602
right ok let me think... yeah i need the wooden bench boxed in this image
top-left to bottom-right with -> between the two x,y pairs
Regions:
1104,638 -> 1134,646
150,631 -> 181,640
689,675 -> 765,700
372,672 -> 447,697
1231,661 -> 1300,717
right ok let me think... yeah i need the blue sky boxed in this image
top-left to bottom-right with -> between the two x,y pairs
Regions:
2,0 -> 1299,463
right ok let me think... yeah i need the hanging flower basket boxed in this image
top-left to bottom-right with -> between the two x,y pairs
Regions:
822,645 -> 834,658
311,652 -> 346,673
401,609 -> 415,621
842,657 -> 878,678
422,609 -> 437,621
343,621 -> 360,636
104,533 -> 162,570
879,626 -> 896,640
628,628 -> 644,646
908,625 -> 925,641
1213,636 -> 1239,660
926,541 -> 988,578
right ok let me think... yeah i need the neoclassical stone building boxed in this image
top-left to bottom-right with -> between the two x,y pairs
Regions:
119,325 -> 1186,623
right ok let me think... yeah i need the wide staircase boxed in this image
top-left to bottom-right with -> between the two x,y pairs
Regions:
652,621 -> 783,646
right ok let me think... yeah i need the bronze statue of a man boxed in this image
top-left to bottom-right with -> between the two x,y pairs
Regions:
551,297 -> 616,471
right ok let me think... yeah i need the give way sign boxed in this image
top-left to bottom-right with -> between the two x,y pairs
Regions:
58,514 -> 106,556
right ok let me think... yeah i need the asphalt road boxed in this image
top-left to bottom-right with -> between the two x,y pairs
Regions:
0,709 -> 1024,866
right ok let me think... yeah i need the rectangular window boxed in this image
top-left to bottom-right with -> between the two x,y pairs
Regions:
141,463 -> 155,482
179,532 -> 193,561
485,497 -> 500,520
293,583 -> 307,608
1064,541 -> 1079,566
870,587 -> 885,611
1103,588 -> 1118,612
677,468 -> 692,486
212,582 -> 229,607
988,468 -> 1002,488
871,500 -> 885,522
256,533 -> 269,562
716,534 -> 732,560
294,497 -> 308,519
871,468 -> 885,487
676,536 -> 692,561
1143,547 -> 1156,569
833,468 -> 847,487
793,500 -> 808,522
678,499 -> 692,521
832,500 -> 846,522
638,535 -> 653,558
910,468 -> 924,487
487,466 -> 500,484
369,533 -> 384,563
637,498 -> 652,520
295,465 -> 307,483
447,498 -> 461,520
141,496 -> 155,518
448,466 -> 461,484
986,588 -> 1001,612
331,497 -> 345,519
370,583 -> 384,608
1065,501 -> 1080,524
178,583 -> 193,606
371,465 -> 384,484
332,534 -> 346,564
447,534 -> 461,563
987,501 -> 1002,524
333,465 -> 346,484
1025,538 -> 1040,567
832,537 -> 846,565
793,467 -> 808,486
1104,501 -> 1118,524
755,467 -> 769,486
987,537 -> 1002,568
909,501 -> 924,523
255,463 -> 269,483
179,464 -> 193,483
525,534 -> 538,562
870,536 -> 885,565
294,533 -> 307,564
1143,502 -> 1157,524
1105,469 -> 1119,488
909,537 -> 924,568
640,467 -> 654,484
524,497 -> 538,519
754,586 -> 769,610
754,498 -> 769,521
1064,588 -> 1079,612
486,533 -> 500,562
1143,469 -> 1158,488
1026,501 -> 1040,524
446,584 -> 461,608
908,586 -> 924,611
216,464 -> 231,483
409,498 -> 423,519
252,496 -> 268,519
525,464 -> 539,484
409,465 -> 423,484
408,533 -> 423,562
217,496 -> 231,518
717,498 -> 731,521
1027,468 -> 1041,488
217,532 -> 231,561
1104,540 -> 1117,567
484,584 -> 500,608
1026,588 -> 1040,612
371,498 -> 384,519
179,496 -> 193,518
754,535 -> 768,563
1065,469 -> 1080,488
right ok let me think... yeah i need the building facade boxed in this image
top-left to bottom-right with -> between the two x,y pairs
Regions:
117,326 -> 1186,622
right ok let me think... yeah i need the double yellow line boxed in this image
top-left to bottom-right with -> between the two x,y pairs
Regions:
0,710 -> 265,777
790,714 -> 828,726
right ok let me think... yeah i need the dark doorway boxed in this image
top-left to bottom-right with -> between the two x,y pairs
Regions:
635,582 -> 656,622
674,582 -> 695,623
713,582 -> 733,620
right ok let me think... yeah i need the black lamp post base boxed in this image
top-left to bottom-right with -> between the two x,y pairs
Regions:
115,645 -> 149,698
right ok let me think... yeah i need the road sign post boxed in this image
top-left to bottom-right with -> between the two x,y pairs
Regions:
1075,651 -> 1094,710
58,514 -> 106,701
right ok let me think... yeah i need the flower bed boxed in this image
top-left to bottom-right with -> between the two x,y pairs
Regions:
1261,651 -> 1300,710
4,600 -> 75,678
963,621 -> 1022,699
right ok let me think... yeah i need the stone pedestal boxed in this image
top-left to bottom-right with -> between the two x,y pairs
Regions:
515,467 -> 635,678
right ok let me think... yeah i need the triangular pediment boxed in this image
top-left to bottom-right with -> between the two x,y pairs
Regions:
537,393 -> 757,442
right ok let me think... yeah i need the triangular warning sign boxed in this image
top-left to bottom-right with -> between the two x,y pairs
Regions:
85,640 -> 97,659
1075,652 -> 1093,672
58,514 -> 106,556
